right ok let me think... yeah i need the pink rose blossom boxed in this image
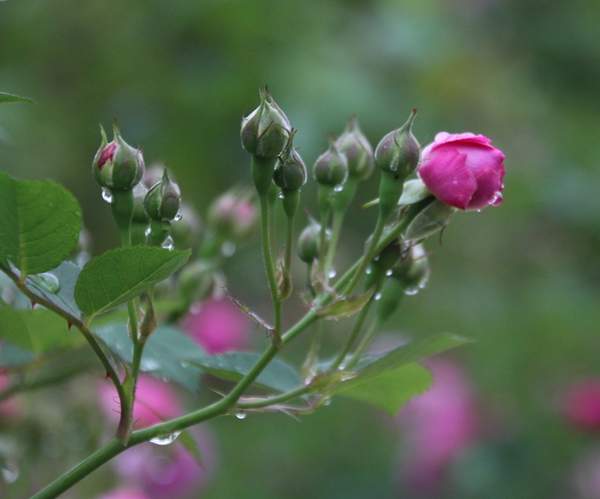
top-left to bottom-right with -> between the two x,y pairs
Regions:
98,375 -> 181,429
113,428 -> 217,499
397,359 -> 479,492
182,298 -> 250,354
98,487 -> 150,499
562,379 -> 600,432
418,132 -> 505,210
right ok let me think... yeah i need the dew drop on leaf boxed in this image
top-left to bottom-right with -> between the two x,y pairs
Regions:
30,272 -> 61,294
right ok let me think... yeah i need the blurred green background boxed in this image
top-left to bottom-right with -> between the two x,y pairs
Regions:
1,0 -> 600,498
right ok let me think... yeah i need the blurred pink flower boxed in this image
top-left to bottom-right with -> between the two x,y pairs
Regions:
0,371 -> 20,418
562,379 -> 600,432
98,487 -> 150,499
182,298 -> 250,354
397,359 -> 479,492
418,132 -> 505,211
207,191 -> 257,240
113,428 -> 217,499
98,375 -> 181,429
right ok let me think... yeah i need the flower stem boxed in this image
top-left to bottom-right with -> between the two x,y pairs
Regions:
259,194 -> 282,345
330,295 -> 374,370
237,384 -> 312,410
346,320 -> 379,369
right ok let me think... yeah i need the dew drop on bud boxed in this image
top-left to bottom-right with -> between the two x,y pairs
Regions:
374,292 -> 382,301
150,431 -> 181,446
277,192 -> 285,200
161,236 -> 174,251
333,185 -> 344,193
235,411 -> 247,420
221,241 -> 236,257
144,226 -> 152,237
101,187 -> 113,204
385,269 -> 393,277
30,272 -> 61,294
173,210 -> 183,222
327,269 -> 337,279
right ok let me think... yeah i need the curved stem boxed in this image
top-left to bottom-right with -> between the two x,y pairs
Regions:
342,212 -> 386,295
238,384 -> 312,410
346,320 -> 378,369
330,296 -> 375,370
284,213 -> 294,276
323,210 -> 344,274
259,194 -> 282,344
0,264 -> 128,435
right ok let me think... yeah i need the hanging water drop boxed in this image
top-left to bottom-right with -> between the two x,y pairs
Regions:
333,185 -> 344,193
327,269 -> 337,279
174,210 -> 183,222
1,462 -> 19,484
30,272 -> 61,294
150,431 -> 181,446
161,236 -> 174,251
277,192 -> 285,200
374,292 -> 382,301
144,226 -> 152,237
404,286 -> 419,296
235,411 -> 247,420
221,241 -> 236,257
101,187 -> 113,204
385,269 -> 393,277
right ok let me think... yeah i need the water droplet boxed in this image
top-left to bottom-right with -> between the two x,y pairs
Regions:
141,358 -> 161,371
365,268 -> 372,275
144,226 -> 152,237
30,272 -> 60,294
161,236 -> 174,251
385,269 -> 393,277
221,241 -> 236,257
1,462 -> 19,484
235,411 -> 247,420
333,185 -> 343,193
101,187 -> 113,204
174,210 -> 183,222
327,269 -> 336,279
277,192 -> 285,200
374,292 -> 382,301
150,431 -> 181,446
404,287 -> 419,296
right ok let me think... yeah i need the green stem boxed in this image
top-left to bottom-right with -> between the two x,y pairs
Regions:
317,186 -> 331,277
346,320 -> 379,369
302,321 -> 323,379
284,213 -> 294,275
342,212 -> 386,295
258,194 -> 282,344
237,384 -> 312,410
0,264 -> 128,437
324,209 -> 344,274
330,296 -> 375,370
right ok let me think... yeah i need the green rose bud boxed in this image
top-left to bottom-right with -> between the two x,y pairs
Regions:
298,220 -> 329,264
335,116 -> 374,182
92,125 -> 144,192
144,169 -> 182,222
313,142 -> 348,188
273,130 -> 307,193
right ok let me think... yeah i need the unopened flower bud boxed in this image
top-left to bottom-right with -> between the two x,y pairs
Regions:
335,116 -> 374,182
298,221 -> 329,264
144,170 -> 181,222
375,110 -> 420,218
392,243 -> 429,291
92,125 -> 144,192
240,87 -> 291,160
313,143 -> 348,188
207,189 -> 257,241
142,163 -> 167,189
273,130 -> 307,193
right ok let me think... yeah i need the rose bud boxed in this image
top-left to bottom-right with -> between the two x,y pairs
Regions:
207,189 -> 257,241
418,132 -> 505,211
298,220 -> 329,264
92,125 -> 145,192
335,116 -> 374,182
313,142 -> 348,188
241,87 -> 291,160
144,169 -> 181,222
142,163 -> 168,189
374,109 -> 420,218
273,130 -> 307,193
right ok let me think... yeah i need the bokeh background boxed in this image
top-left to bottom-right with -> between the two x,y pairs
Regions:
1,0 -> 600,498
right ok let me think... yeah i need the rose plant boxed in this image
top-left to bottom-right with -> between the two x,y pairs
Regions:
0,88 -> 505,498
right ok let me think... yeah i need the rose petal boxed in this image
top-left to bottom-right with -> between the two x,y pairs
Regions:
418,150 -> 477,210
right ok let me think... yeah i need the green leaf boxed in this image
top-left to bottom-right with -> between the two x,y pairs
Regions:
95,323 -> 302,394
316,290 -> 374,320
0,305 -> 82,354
0,172 -> 82,276
75,247 -> 190,319
0,92 -> 33,104
336,363 -> 432,414
25,262 -> 82,319
316,332 -> 469,413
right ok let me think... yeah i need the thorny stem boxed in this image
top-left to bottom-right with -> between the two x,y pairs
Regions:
0,263 -> 129,436
259,194 -> 282,345
30,201 -> 428,499
237,384 -> 312,410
